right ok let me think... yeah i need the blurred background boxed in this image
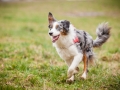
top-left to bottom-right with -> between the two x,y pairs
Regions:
0,0 -> 120,90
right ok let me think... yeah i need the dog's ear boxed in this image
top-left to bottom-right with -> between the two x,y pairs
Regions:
48,12 -> 56,24
61,20 -> 70,32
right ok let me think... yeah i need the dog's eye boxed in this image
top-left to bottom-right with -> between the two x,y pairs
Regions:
48,25 -> 52,29
48,25 -> 50,28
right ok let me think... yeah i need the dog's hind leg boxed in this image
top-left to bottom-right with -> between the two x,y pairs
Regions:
81,53 -> 88,79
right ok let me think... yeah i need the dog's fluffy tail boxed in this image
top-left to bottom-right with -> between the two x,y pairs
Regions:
93,22 -> 111,47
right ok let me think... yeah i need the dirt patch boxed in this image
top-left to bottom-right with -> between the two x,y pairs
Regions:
101,53 -> 120,62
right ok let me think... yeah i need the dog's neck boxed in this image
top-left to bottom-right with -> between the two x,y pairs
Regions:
53,24 -> 76,49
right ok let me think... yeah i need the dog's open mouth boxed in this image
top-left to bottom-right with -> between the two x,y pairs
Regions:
52,35 -> 60,43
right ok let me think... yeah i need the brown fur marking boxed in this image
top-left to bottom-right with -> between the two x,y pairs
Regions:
83,53 -> 87,72
61,29 -> 68,35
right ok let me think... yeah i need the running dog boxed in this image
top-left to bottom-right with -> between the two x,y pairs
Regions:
48,12 -> 111,83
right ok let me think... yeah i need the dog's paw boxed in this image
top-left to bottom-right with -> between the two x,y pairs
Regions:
80,72 -> 87,80
80,76 -> 86,80
66,78 -> 74,84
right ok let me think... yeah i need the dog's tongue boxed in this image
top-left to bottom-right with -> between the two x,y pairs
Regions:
52,35 -> 59,43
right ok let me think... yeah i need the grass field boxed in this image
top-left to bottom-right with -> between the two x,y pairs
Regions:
0,0 -> 120,90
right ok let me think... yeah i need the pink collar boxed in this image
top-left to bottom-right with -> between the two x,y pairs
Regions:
73,36 -> 80,43
69,36 -> 80,47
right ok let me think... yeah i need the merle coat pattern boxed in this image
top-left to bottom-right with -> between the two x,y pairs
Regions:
48,12 -> 111,83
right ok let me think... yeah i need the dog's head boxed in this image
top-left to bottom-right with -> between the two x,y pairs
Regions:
48,12 -> 70,43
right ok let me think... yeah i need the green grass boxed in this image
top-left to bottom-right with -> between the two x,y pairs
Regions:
0,0 -> 120,90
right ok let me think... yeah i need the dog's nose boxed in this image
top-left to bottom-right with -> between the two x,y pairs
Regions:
49,32 -> 53,36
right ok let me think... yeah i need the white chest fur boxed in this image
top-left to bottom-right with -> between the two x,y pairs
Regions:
55,45 -> 78,61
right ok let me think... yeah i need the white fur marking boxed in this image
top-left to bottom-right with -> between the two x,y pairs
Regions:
81,71 -> 87,79
68,53 -> 83,78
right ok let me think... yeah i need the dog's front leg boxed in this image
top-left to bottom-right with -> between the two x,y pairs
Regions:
67,53 -> 83,78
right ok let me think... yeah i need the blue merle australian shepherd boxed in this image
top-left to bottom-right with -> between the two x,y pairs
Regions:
48,12 -> 111,83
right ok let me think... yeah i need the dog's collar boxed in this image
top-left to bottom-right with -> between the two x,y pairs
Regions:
68,36 -> 80,48
73,36 -> 80,43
